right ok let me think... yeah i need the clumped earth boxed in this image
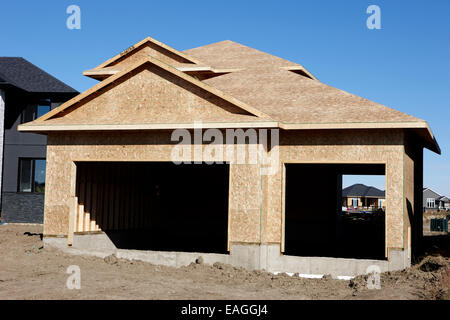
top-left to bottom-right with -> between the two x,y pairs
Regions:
0,224 -> 448,300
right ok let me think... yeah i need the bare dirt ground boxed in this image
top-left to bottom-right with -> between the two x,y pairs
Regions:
0,224 -> 448,300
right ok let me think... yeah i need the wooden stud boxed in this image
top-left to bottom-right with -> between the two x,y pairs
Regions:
114,167 -> 120,230
84,165 -> 92,232
96,164 -> 104,231
67,196 -> 77,246
91,179 -> 98,231
77,204 -> 84,232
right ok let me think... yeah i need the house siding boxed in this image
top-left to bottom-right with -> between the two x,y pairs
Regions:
423,188 -> 441,209
1,100 -> 61,223
1,192 -> 44,223
0,89 -> 5,210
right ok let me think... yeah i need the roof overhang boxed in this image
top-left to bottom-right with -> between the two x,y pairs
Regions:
18,121 -> 279,132
19,117 -> 440,156
279,121 -> 440,154
280,66 -> 317,80
343,195 -> 385,199
83,65 -> 244,81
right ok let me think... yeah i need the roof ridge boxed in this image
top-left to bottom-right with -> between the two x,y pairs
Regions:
93,36 -> 204,70
184,39 -> 301,66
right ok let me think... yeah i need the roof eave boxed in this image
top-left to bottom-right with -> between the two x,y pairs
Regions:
279,121 -> 440,154
18,121 -> 280,133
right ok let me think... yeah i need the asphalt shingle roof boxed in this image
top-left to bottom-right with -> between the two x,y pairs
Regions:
342,184 -> 385,198
0,57 -> 77,93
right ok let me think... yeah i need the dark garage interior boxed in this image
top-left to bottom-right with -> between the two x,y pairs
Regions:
76,162 -> 229,254
284,163 -> 386,260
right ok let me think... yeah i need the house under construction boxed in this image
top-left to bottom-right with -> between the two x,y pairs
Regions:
19,37 -> 440,276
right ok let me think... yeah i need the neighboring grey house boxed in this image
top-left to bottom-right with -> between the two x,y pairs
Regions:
437,196 -> 450,210
0,57 -> 78,223
423,188 -> 449,211
342,183 -> 386,209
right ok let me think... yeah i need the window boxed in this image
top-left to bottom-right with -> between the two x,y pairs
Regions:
21,101 -> 51,124
427,198 -> 435,208
18,159 -> 46,193
352,198 -> 359,207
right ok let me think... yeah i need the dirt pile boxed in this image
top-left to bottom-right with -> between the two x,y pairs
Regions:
0,224 -> 448,300
350,255 -> 449,299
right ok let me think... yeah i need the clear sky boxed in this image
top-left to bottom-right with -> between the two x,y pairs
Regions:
343,175 -> 385,191
1,0 -> 448,195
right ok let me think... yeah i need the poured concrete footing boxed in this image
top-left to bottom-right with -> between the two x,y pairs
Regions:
44,233 -> 410,277
229,243 -> 409,276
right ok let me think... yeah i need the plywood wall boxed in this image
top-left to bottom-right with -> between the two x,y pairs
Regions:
46,66 -> 256,126
404,132 -> 424,258
44,129 -> 410,254
262,129 -> 407,251
44,130 -> 263,241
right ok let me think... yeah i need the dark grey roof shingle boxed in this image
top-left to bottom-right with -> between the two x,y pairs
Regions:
342,184 -> 385,198
0,57 -> 77,93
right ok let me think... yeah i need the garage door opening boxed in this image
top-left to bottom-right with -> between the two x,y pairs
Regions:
75,162 -> 229,254
284,163 -> 386,260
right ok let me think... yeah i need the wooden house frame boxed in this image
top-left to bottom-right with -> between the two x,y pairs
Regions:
19,36 -> 440,276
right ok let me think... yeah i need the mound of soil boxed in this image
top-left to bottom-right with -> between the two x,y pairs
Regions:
0,224 -> 448,300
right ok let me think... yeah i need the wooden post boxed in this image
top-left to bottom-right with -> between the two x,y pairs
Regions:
67,196 -> 78,246
77,204 -> 84,232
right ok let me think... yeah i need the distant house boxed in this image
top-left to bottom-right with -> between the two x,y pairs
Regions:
437,196 -> 450,210
0,57 -> 78,223
342,184 -> 385,210
423,188 -> 450,211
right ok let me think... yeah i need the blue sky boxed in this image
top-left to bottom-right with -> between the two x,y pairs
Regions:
1,0 -> 448,194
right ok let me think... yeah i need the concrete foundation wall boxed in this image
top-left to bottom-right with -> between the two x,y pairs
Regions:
44,234 -> 409,277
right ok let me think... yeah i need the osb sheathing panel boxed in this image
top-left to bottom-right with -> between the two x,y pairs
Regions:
107,43 -> 193,71
403,151 -> 414,253
229,164 -> 261,243
44,129 -> 409,251
203,67 -> 422,125
184,40 -> 425,126
403,136 -> 418,252
262,129 -> 407,250
46,66 -> 257,125
43,130 -> 263,239
262,164 -> 282,244
184,40 -> 301,70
